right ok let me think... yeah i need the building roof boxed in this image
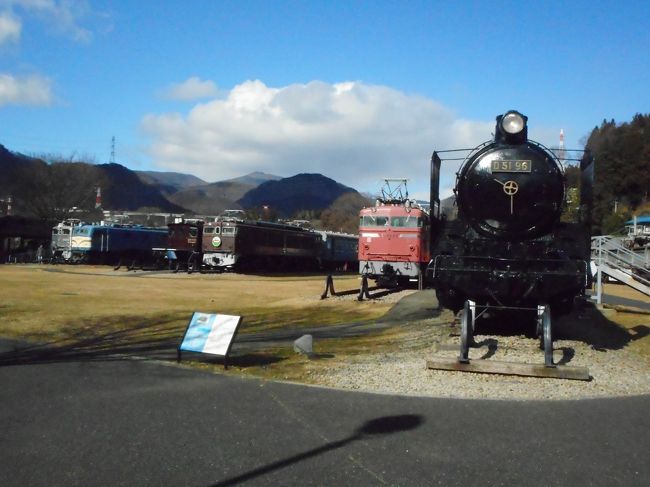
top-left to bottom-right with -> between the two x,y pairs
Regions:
626,216 -> 650,225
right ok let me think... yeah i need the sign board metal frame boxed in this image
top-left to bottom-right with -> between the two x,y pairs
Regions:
177,312 -> 243,369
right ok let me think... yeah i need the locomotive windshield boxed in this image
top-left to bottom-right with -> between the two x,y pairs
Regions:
360,215 -> 425,228
391,216 -> 424,228
360,215 -> 389,227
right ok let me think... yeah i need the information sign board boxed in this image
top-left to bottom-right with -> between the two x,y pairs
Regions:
178,312 -> 243,365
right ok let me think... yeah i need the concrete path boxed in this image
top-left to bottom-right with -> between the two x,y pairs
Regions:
1,357 -> 649,486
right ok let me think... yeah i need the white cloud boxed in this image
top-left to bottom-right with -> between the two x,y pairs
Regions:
159,76 -> 220,101
0,72 -> 52,106
2,0 -> 93,42
0,10 -> 21,44
142,80 -> 494,191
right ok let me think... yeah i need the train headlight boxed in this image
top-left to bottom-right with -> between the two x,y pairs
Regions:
495,110 -> 528,144
501,112 -> 525,135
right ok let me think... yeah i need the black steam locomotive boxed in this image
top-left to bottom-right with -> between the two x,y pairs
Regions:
428,110 -> 593,366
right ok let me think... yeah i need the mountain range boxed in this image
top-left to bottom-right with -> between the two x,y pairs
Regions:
0,144 -> 371,227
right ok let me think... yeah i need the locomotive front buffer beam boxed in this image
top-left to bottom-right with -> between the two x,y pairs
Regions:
427,300 -> 591,381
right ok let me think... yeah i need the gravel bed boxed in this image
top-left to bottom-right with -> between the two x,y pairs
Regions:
310,319 -> 650,401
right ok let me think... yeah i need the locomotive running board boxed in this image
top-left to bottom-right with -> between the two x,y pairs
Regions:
426,357 -> 590,381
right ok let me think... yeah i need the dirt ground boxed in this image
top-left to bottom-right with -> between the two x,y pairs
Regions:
1,264 -> 649,392
0,264 -> 393,353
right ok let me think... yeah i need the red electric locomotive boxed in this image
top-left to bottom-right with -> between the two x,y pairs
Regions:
358,179 -> 430,288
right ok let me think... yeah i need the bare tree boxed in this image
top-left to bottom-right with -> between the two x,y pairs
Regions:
15,154 -> 103,221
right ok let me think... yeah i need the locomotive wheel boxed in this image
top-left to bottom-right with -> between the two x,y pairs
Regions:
541,307 -> 554,367
459,301 -> 473,363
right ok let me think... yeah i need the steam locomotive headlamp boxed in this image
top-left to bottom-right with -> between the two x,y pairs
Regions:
502,112 -> 525,134
495,110 -> 528,144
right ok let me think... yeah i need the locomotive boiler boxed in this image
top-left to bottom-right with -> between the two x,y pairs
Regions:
428,110 -> 593,366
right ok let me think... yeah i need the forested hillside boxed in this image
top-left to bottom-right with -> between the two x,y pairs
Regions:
0,145 -> 370,228
0,146 -> 185,220
238,173 -> 360,217
168,181 -> 254,215
319,192 -> 373,234
584,114 -> 650,233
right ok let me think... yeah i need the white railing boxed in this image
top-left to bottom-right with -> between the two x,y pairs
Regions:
591,236 -> 650,303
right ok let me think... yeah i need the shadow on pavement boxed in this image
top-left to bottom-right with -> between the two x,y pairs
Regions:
0,321 -> 170,364
210,414 -> 424,486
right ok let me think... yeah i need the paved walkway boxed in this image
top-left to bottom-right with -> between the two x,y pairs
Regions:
601,293 -> 650,311
1,356 -> 649,486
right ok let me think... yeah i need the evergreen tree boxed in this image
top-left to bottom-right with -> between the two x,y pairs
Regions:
585,113 -> 650,233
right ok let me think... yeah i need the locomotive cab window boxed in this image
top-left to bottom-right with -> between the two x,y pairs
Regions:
390,216 -> 422,228
204,227 -> 214,234
360,215 -> 389,227
222,227 -> 235,235
189,228 -> 198,237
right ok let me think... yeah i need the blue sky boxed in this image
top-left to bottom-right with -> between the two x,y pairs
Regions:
1,0 -> 648,199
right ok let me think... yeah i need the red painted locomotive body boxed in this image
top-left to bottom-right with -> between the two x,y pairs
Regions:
358,202 -> 430,287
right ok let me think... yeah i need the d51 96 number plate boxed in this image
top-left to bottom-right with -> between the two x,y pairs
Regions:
491,160 -> 532,172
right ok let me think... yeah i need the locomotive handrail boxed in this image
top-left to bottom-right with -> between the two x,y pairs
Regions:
434,141 -> 587,164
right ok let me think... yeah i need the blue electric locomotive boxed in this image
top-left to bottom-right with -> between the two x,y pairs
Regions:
52,222 -> 167,264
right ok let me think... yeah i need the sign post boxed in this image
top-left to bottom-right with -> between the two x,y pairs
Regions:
178,312 -> 243,369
